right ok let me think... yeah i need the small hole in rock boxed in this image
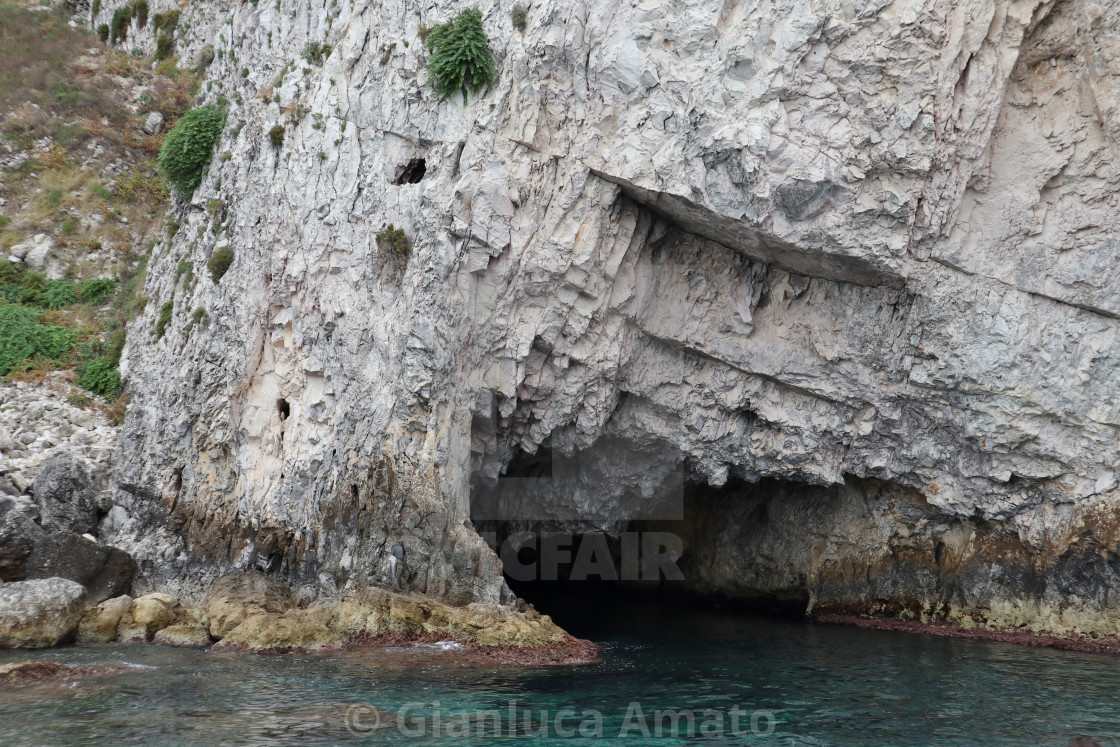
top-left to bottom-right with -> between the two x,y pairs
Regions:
277,399 -> 290,420
392,158 -> 427,185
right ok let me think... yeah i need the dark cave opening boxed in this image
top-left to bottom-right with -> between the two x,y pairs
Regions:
470,443 -> 823,627
392,158 -> 427,184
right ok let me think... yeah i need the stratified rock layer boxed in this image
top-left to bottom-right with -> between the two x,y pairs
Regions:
100,0 -> 1120,640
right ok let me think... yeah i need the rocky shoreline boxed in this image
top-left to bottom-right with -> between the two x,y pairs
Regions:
815,614 -> 1120,656
0,569 -> 598,665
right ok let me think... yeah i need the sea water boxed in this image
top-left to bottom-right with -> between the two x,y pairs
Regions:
0,597 -> 1117,745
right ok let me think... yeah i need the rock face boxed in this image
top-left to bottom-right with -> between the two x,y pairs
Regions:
0,578 -> 86,648
0,497 -> 44,582
33,450 -> 102,536
204,571 -> 294,639
101,0 -> 1120,640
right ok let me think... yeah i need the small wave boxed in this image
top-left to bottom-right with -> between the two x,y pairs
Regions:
115,662 -> 158,670
410,641 -> 466,651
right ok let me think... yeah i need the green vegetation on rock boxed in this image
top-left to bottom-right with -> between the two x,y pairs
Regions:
78,356 -> 122,397
0,304 -> 76,377
154,300 -> 173,340
423,8 -> 495,104
376,224 -> 411,257
157,105 -> 227,197
208,246 -> 234,282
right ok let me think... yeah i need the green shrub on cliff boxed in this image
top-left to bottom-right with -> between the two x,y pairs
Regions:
110,6 -> 130,44
155,33 -> 174,61
44,279 -> 77,309
208,246 -> 234,282
376,224 -> 410,257
0,304 -> 76,377
78,355 -> 121,397
423,8 -> 495,104
157,105 -> 227,197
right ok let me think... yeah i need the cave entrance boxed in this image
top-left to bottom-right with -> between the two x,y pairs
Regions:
470,443 -> 828,630
392,158 -> 427,184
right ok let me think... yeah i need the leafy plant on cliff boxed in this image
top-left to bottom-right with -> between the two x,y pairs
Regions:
423,8 -> 495,104
151,9 -> 179,33
78,355 -> 121,397
376,224 -> 411,257
154,300 -> 173,339
157,105 -> 227,197
79,278 -> 118,305
110,6 -> 130,44
207,246 -> 234,282
511,4 -> 527,32
0,303 -> 76,377
44,279 -> 78,310
302,41 -> 332,65
155,33 -> 174,61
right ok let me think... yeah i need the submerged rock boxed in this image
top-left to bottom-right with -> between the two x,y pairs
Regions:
0,578 -> 85,648
0,661 -> 128,686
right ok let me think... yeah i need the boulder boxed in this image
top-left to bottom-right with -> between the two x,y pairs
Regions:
76,595 -> 133,643
204,572 -> 294,639
0,578 -> 86,647
8,238 -> 32,261
32,450 -> 99,535
25,531 -> 135,604
20,234 -> 63,279
121,593 -> 192,640
0,497 -> 45,582
141,111 -> 164,135
153,624 -> 212,647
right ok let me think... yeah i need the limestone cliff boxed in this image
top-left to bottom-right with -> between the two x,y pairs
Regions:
100,0 -> 1120,638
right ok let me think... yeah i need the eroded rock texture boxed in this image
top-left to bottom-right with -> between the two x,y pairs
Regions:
101,0 -> 1120,636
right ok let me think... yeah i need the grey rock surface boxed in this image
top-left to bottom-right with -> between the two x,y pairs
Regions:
33,450 -> 101,536
141,111 -> 164,135
0,578 -> 86,648
25,531 -> 136,604
96,0 -> 1120,636
20,234 -> 62,278
0,497 -> 45,582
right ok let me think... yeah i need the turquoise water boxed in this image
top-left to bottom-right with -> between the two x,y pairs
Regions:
1,597 -> 1118,745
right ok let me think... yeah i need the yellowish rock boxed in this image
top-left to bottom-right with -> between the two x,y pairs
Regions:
77,595 -> 133,643
216,607 -> 342,651
205,572 -> 294,639
153,624 -> 212,648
